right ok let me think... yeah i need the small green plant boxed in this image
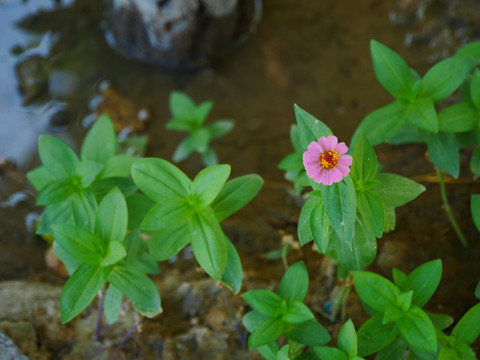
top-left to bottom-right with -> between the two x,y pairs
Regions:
27,112 -> 263,340
166,91 -> 234,166
242,261 -> 331,358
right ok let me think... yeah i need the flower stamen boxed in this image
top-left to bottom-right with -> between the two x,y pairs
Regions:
319,150 -> 339,170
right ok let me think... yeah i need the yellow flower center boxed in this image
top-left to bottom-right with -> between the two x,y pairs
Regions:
319,150 -> 339,170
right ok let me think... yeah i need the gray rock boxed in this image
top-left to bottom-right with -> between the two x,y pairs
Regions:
0,330 -> 28,360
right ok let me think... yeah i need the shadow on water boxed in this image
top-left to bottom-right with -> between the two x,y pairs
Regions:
1,0 -> 480,357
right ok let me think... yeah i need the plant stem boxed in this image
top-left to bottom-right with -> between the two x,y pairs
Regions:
435,166 -> 468,248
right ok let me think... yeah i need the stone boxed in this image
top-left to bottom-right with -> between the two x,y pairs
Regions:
0,330 -> 28,360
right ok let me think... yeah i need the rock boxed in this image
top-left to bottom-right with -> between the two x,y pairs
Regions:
15,55 -> 49,105
103,0 -> 262,69
0,330 -> 29,360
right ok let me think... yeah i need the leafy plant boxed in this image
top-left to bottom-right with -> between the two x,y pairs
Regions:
242,261 -> 331,358
294,105 -> 424,272
131,158 -> 263,290
166,91 -> 234,166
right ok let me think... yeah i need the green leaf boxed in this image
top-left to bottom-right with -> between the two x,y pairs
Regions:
294,104 -> 333,149
353,271 -> 400,312
102,154 -> 135,178
320,176 -> 356,247
470,147 -> 480,176
285,320 -> 330,347
278,153 -> 303,172
313,346 -> 348,360
192,164 -> 231,208
370,40 -> 415,100
38,135 -> 79,179
427,132 -> 460,178
206,119 -> 234,140
392,268 -> 408,288
71,190 -> 97,231
338,319 -> 358,358
375,337 -> 408,360
298,195 -> 316,246
383,305 -> 405,324
470,69 -> 480,109
75,161 -> 104,188
131,158 -> 191,201
53,241 -> 82,275
60,263 -> 111,323
51,224 -> 104,264
278,261 -> 309,303
142,197 -> 194,231
148,226 -> 190,261
211,174 -> 263,221
80,114 -> 116,164
248,318 -> 286,349
188,128 -> 210,153
471,194 -> 480,232
172,136 -> 196,163
438,103 -> 478,133
104,284 -> 123,324
456,41 -> 480,58
282,300 -> 314,324
101,242 -> 126,266
257,343 -> 279,360
132,252 -> 161,275
311,198 -> 331,253
374,173 -> 425,208
427,312 -> 453,330
243,310 -> 270,332
418,56 -> 479,102
451,303 -> 480,345
351,135 -> 378,186
333,217 -> 377,271
108,263 -> 161,318
221,237 -> 243,294
383,206 -> 396,232
351,101 -> 407,146
401,259 -> 442,308
196,101 -> 214,125
201,147 -> 218,166
36,198 -> 74,235
396,290 -> 414,312
27,166 -> 55,191
37,179 -> 76,206
241,289 -> 283,317
406,97 -> 438,133
396,306 -> 437,353
388,123 -> 424,145
357,191 -> 384,238
290,124 -> 304,153
169,91 -> 197,126
189,208 -> 227,280
126,193 -> 155,230
95,188 -> 128,245
357,313 -> 399,356
90,177 -> 137,201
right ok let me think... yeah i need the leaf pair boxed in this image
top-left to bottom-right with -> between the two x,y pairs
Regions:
354,260 -> 442,356
167,91 -> 234,166
132,158 -> 263,290
242,262 -> 330,355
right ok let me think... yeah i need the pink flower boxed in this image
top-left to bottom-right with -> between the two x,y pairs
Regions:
303,136 -> 352,185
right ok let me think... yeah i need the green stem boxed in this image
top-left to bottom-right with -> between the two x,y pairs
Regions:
435,167 -> 468,248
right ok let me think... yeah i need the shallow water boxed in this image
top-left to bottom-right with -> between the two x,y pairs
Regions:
1,0 -> 480,357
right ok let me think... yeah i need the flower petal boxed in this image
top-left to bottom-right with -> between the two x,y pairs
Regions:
318,137 -> 331,151
327,136 -> 338,149
334,142 -> 348,156
338,154 -> 353,166
303,151 -> 319,166
336,164 -> 351,177
321,170 -> 333,185
307,141 -> 322,154
306,164 -> 321,178
331,168 -> 344,183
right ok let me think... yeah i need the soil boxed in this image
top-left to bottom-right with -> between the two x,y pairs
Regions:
0,0 -> 479,359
